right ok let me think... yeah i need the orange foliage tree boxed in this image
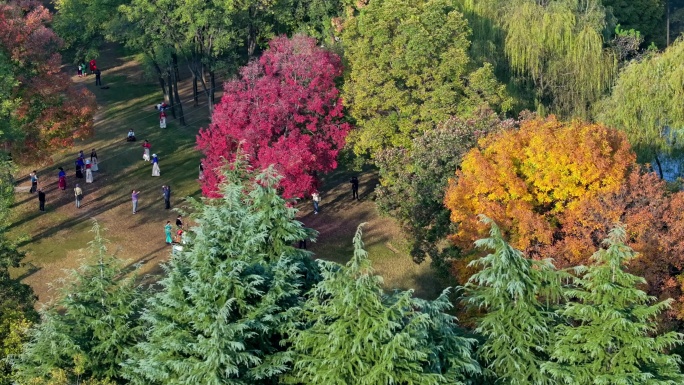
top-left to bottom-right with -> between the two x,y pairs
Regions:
445,116 -> 684,320
445,116 -> 635,253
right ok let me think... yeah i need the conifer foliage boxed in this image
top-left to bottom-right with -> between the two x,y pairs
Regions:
543,226 -> 684,384
285,225 -> 480,384
123,161 -> 319,384
196,35 -> 351,199
15,221 -> 143,384
463,216 -> 563,385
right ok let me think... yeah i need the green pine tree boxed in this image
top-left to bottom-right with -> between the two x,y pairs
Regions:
543,225 -> 684,384
285,225 -> 480,384
14,220 -> 144,384
463,216 -> 563,385
122,164 -> 318,385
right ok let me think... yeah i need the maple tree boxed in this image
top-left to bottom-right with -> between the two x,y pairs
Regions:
0,0 -> 95,162
197,34 -> 350,199
445,116 -> 635,253
444,116 -> 684,319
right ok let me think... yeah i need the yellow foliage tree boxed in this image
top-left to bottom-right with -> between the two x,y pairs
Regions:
444,116 -> 635,253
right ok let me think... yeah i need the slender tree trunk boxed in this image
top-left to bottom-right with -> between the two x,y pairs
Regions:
247,6 -> 257,57
654,152 -> 664,179
188,57 -> 214,115
210,71 -> 216,106
171,55 -> 185,125
167,70 -> 176,119
193,74 -> 199,106
667,0 -> 671,46
174,55 -> 181,82
152,61 -> 169,104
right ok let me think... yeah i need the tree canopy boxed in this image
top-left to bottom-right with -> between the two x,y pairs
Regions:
0,0 -> 95,162
342,0 -> 511,157
14,222 -> 143,385
285,225 -> 480,384
595,37 -> 684,160
463,216 -> 563,384
197,35 -> 350,199
460,0 -> 617,119
123,161 -> 319,384
543,226 -> 684,384
444,116 -> 635,253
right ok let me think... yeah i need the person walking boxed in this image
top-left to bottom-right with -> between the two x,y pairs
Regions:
165,221 -> 173,245
38,188 -> 46,212
151,154 -> 160,177
162,185 -> 171,209
74,184 -> 83,208
198,161 -> 204,180
85,159 -> 93,183
94,67 -> 101,86
350,176 -> 359,200
89,59 -> 96,74
312,191 -> 321,214
77,63 -> 83,77
29,171 -> 38,193
58,167 -> 67,191
176,215 -> 183,230
131,190 -> 140,214
142,140 -> 151,162
90,149 -> 99,172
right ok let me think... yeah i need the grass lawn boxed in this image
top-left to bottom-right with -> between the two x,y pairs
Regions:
9,43 -> 447,303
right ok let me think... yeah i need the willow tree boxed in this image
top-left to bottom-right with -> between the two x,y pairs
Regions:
595,38 -> 684,167
459,0 -> 616,119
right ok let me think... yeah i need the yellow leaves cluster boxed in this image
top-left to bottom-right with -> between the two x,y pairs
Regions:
445,116 -> 635,251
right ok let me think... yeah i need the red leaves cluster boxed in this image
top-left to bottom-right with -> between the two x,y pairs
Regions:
0,0 -> 95,162
197,35 -> 351,199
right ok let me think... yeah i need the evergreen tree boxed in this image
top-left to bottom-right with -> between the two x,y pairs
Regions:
14,221 -> 144,384
123,163 -> 318,385
285,225 -> 480,384
543,225 -> 684,384
463,216 -> 563,384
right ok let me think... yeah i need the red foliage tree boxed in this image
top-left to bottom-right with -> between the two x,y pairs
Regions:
197,35 -> 351,199
0,0 -> 95,162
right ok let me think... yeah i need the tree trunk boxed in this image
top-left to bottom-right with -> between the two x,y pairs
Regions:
152,61 -> 169,104
667,0 -> 671,46
171,55 -> 185,126
247,6 -> 257,57
193,74 -> 199,106
210,71 -> 216,106
167,70 -> 176,119
654,152 -> 664,179
173,54 -> 181,82
188,57 -> 213,115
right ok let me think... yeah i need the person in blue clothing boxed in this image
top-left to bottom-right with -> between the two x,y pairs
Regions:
152,154 -> 160,177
